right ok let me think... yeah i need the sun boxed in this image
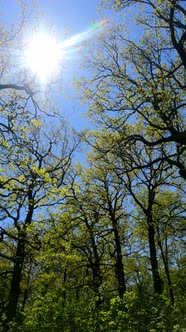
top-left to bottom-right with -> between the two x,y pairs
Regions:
24,32 -> 62,83
24,21 -> 106,83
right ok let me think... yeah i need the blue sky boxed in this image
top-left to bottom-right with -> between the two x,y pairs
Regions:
1,0 -> 105,129
1,0 -> 101,31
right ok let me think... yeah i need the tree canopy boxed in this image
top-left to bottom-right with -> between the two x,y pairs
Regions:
0,1 -> 185,331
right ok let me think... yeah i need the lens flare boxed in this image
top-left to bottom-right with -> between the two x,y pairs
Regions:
61,19 -> 107,49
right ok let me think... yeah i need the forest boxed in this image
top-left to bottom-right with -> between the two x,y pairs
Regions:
0,0 -> 185,331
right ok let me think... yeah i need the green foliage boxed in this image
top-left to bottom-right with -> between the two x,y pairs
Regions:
0,0 -> 185,331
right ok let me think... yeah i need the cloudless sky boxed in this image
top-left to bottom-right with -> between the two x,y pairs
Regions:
1,0 -> 101,34
1,0 -> 106,129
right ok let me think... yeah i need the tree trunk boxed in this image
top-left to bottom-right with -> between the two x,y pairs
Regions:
147,219 -> 163,294
91,245 -> 102,308
4,235 -> 25,331
157,235 -> 174,305
85,218 -> 102,308
113,221 -> 126,298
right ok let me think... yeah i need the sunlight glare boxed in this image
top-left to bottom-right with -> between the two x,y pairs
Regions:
24,32 -> 62,83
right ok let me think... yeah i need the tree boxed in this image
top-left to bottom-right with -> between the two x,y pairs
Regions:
0,102 -> 78,330
78,0 -> 186,179
82,0 -> 186,299
0,4 -> 80,329
102,0 -> 186,68
77,160 -> 129,299
153,190 -> 186,305
88,132 -> 166,294
73,165 -> 128,300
